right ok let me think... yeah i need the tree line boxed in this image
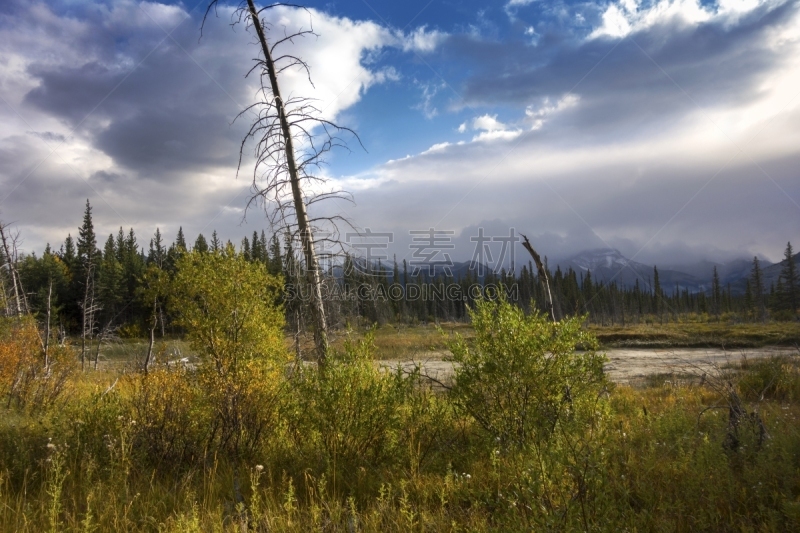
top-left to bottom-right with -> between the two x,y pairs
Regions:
2,201 -> 798,346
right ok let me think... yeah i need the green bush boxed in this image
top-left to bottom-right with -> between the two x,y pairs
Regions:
737,356 -> 800,402
293,329 -> 412,480
448,298 -> 609,449
167,249 -> 289,462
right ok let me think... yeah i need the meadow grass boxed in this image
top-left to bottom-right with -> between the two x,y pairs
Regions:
590,320 -> 800,348
2,316 -> 800,531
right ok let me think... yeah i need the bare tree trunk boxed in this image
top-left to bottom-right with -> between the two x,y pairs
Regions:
81,264 -> 97,371
0,274 -> 9,316
44,281 -> 52,369
0,223 -> 23,316
94,332 -> 102,370
521,234 -> 560,322
143,299 -> 157,374
246,0 -> 328,362
294,310 -> 302,361
94,322 -> 111,371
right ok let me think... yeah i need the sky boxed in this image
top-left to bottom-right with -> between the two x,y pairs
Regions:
1,0 -> 799,270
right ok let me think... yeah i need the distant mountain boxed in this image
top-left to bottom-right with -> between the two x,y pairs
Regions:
558,249 -> 795,295
329,258 -> 492,281
558,248 -> 705,293
661,257 -> 769,294
328,248 -> 797,296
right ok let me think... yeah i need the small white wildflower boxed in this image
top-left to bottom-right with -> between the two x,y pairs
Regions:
255,465 -> 264,472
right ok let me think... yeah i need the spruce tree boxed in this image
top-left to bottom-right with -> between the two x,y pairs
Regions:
268,234 -> 282,276
778,241 -> 798,314
194,234 -> 209,254
242,236 -> 251,261
260,231 -> 268,263
149,228 -> 166,268
751,256 -> 766,321
175,227 -> 187,251
744,279 -> 753,318
99,234 -> 123,322
62,234 -> 76,266
712,266 -> 722,318
653,266 -> 662,320
77,199 -> 99,267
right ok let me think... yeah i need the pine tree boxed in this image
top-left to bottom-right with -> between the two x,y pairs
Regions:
751,256 -> 766,322
653,266 -> 662,320
211,230 -> 221,253
241,236 -> 251,261
62,234 -> 76,266
175,227 -> 187,251
712,266 -> 722,318
149,228 -> 166,268
251,231 -> 262,262
98,234 -> 123,323
268,234 -> 282,276
115,227 -> 126,263
260,231 -> 268,263
744,279 -> 754,319
77,199 -> 99,267
194,234 -> 209,254
778,241 -> 798,314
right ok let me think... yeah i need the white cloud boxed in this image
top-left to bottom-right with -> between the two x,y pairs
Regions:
472,114 -> 507,131
525,94 -> 580,129
414,81 -> 446,118
400,25 -> 447,53
588,0 -> 771,40
421,141 -> 452,154
471,129 -> 523,142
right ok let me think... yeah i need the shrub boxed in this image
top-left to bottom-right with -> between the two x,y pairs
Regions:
166,250 -> 289,461
127,365 -> 207,466
448,298 -> 608,448
0,317 -> 72,411
294,329 -> 412,477
737,355 -> 800,403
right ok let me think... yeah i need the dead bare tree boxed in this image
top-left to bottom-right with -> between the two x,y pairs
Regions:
521,234 -> 561,322
0,220 -> 28,317
80,263 -> 101,371
44,281 -> 52,369
203,1 -> 361,364
143,299 -> 158,374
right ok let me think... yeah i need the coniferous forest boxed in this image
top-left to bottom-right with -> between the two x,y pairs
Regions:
10,200 -> 799,344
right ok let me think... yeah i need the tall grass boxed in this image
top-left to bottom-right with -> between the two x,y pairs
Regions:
1,311 -> 799,531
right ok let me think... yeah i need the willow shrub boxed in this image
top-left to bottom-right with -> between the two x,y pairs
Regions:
449,298 -> 608,448
0,317 -> 73,411
290,329 -> 413,491
446,298 -> 612,526
160,249 -> 288,463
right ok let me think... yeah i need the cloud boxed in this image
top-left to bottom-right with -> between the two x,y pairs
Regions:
588,0 -> 774,40
324,0 -> 800,264
524,94 -> 580,130
413,80 -> 446,118
0,0 -> 416,252
400,25 -> 448,53
2,0 -> 799,268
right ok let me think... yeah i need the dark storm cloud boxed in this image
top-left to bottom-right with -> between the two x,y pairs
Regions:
26,131 -> 68,143
21,6 -> 253,178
